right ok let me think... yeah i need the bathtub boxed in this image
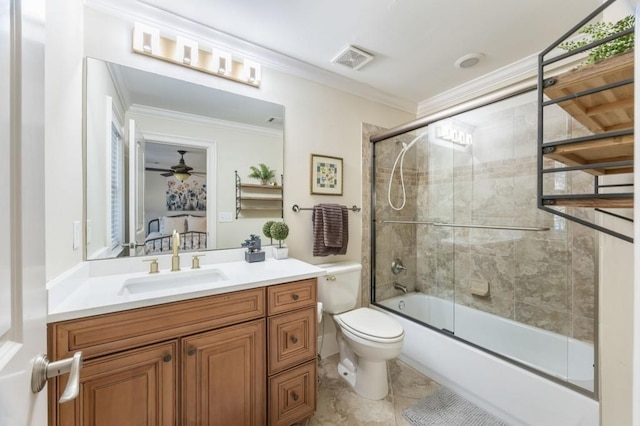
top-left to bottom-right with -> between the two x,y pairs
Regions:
375,293 -> 599,426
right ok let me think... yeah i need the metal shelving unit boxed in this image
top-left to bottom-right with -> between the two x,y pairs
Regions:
235,171 -> 284,219
538,0 -> 634,243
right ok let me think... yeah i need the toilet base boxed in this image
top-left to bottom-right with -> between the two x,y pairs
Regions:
337,357 -> 389,400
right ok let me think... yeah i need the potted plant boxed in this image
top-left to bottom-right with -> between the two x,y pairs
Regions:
270,222 -> 289,259
558,15 -> 634,66
262,220 -> 275,245
249,163 -> 277,185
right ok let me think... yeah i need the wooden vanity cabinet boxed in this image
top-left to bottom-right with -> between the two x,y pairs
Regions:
48,278 -> 318,426
48,287 -> 266,426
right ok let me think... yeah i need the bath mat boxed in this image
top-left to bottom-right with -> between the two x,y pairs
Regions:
403,386 -> 510,426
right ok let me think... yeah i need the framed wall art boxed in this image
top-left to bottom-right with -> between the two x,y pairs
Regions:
310,154 -> 343,195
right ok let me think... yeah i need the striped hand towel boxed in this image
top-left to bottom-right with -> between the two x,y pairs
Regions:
312,204 -> 349,256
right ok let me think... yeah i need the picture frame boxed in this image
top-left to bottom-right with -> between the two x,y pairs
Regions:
310,154 -> 343,195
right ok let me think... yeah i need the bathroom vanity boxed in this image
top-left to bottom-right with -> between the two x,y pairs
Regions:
46,257 -> 322,426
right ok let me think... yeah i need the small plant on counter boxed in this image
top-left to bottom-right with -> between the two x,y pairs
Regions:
270,222 -> 289,248
270,222 -> 289,259
559,15 -> 634,65
248,163 -> 277,185
262,220 -> 275,244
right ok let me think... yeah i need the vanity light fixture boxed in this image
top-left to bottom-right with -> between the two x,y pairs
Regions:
133,23 -> 160,55
244,59 -> 261,84
213,50 -> 232,75
132,23 -> 261,88
176,36 -> 199,66
436,125 -> 472,147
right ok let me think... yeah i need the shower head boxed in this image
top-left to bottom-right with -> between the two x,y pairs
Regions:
402,132 -> 427,151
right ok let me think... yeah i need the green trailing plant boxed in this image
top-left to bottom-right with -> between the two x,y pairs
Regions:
270,222 -> 289,248
248,163 -> 276,184
262,220 -> 275,243
559,15 -> 635,65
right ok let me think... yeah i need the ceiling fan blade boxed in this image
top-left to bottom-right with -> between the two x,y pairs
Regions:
145,167 -> 172,173
161,172 -> 174,177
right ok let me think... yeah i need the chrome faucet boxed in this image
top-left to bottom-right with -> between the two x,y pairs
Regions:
394,282 -> 408,294
171,229 -> 181,272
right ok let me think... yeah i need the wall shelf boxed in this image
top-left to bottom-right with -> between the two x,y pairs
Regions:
537,0 -> 634,243
235,171 -> 284,219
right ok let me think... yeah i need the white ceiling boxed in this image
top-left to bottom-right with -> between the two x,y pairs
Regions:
138,0 -> 603,109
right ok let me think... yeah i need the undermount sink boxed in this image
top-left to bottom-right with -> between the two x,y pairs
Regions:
119,268 -> 228,295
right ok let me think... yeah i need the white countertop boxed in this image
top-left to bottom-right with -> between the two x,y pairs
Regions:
47,256 -> 326,323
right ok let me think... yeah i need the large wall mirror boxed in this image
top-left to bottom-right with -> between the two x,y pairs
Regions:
85,57 -> 284,260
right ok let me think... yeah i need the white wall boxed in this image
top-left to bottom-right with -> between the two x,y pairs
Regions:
45,0 -> 84,278
44,2 -> 413,280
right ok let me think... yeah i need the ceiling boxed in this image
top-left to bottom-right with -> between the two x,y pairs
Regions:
135,0 -> 603,110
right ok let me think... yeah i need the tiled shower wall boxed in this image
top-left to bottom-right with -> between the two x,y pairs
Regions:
365,91 -> 597,343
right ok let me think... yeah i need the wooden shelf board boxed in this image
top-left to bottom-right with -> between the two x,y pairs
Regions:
240,184 -> 282,190
543,133 -> 633,175
240,197 -> 283,202
543,197 -> 633,208
544,51 -> 634,134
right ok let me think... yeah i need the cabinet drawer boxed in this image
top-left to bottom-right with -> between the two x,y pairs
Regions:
268,307 -> 316,375
267,279 -> 316,316
50,287 -> 265,360
268,360 -> 316,426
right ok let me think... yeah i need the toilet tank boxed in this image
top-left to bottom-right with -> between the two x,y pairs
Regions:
317,261 -> 362,314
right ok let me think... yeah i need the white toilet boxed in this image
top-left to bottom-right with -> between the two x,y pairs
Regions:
318,261 -> 404,400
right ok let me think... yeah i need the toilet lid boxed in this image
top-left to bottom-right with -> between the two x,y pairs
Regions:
335,308 -> 404,342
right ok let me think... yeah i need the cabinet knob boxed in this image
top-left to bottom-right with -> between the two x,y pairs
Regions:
291,391 -> 299,401
291,293 -> 299,301
187,347 -> 197,356
291,336 -> 298,344
163,354 -> 172,363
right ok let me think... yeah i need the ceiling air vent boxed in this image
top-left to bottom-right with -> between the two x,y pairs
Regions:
331,45 -> 374,70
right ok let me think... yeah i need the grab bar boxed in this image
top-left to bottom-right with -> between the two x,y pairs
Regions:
379,220 -> 549,232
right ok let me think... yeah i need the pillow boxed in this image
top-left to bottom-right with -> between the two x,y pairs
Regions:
159,216 -> 186,234
187,215 -> 207,233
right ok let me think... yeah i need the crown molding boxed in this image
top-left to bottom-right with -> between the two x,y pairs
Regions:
128,104 -> 284,138
84,0 -> 417,114
416,54 -> 539,118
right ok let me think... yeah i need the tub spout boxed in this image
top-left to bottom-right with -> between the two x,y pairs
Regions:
394,282 -> 408,294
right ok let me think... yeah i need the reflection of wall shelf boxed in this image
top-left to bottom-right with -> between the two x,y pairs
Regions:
537,0 -> 634,243
235,171 -> 284,219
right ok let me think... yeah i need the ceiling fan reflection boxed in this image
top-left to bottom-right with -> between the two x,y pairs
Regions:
145,150 -> 206,181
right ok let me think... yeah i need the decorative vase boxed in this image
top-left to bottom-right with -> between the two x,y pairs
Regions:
272,246 -> 288,260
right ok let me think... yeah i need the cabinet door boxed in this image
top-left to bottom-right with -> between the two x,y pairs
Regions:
54,341 -> 177,426
182,319 -> 266,426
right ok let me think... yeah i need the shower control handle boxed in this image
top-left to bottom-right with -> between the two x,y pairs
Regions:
391,259 -> 406,275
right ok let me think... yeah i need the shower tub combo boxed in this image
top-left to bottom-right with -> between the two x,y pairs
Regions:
368,88 -> 600,424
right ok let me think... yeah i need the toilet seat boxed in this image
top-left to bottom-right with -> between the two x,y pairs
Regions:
335,307 -> 404,344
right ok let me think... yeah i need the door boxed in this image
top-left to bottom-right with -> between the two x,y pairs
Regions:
0,0 -> 48,425
128,118 -> 146,255
182,320 -> 266,426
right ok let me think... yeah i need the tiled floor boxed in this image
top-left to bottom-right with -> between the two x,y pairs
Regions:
308,354 -> 441,425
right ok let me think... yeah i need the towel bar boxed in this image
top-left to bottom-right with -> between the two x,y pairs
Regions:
292,204 -> 361,212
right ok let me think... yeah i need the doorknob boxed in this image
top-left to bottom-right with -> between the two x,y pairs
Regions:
31,351 -> 83,403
